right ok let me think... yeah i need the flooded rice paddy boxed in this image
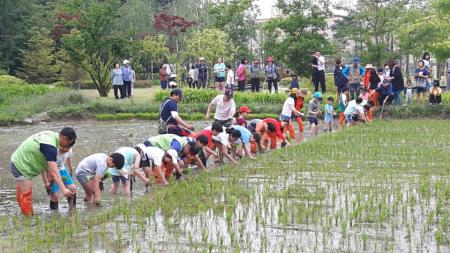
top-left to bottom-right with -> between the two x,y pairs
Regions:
0,120 -> 449,252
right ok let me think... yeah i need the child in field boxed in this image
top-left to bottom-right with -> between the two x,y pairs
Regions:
109,147 -> 141,197
324,97 -> 335,132
404,79 -> 413,105
290,75 -> 299,89
308,92 -> 323,136
338,88 -> 349,129
45,146 -> 77,210
359,88 -> 369,101
75,153 -> 124,206
234,106 -> 251,127
134,144 -> 175,186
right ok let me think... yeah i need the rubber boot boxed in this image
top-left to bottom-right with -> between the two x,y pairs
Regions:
67,193 -> 76,207
50,200 -> 59,210
16,185 -> 34,215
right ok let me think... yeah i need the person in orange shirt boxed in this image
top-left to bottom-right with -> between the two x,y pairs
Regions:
291,88 -> 308,142
257,118 -> 290,150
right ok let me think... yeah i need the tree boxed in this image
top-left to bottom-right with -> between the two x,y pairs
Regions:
18,27 -> 59,83
263,0 -> 332,76
60,0 -> 130,97
333,0 -> 404,66
208,0 -> 259,59
57,49 -> 87,89
0,0 -> 34,73
182,29 -> 236,65
140,34 -> 170,79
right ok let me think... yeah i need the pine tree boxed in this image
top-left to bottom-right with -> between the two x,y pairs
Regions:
19,27 -> 59,83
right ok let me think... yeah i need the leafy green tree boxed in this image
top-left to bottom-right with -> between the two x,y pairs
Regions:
140,34 -> 170,79
182,29 -> 235,65
60,0 -> 130,97
209,0 -> 259,60
263,0 -> 332,76
0,0 -> 34,72
18,27 -> 59,83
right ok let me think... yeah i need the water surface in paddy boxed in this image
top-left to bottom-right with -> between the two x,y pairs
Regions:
0,120 -> 211,215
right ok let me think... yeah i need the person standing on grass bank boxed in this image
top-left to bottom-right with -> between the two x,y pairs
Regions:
389,60 -> 404,105
160,65 -> 169,90
308,92 -> 323,136
197,57 -> 208,89
265,57 -> 278,93
415,60 -> 429,103
111,63 -> 124,99
312,51 -> 326,93
446,58 -> 450,91
109,147 -> 141,198
159,88 -> 194,137
130,68 -> 136,97
250,59 -> 261,92
214,57 -> 226,91
75,153 -> 124,206
236,58 -> 248,92
44,146 -> 77,210
188,64 -> 198,89
226,64 -> 235,89
334,59 -> 348,100
205,89 -> 236,128
122,60 -> 132,98
9,128 -> 77,215
343,57 -> 365,100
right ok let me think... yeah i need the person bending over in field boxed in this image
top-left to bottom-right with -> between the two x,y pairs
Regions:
75,153 -> 124,206
135,144 -> 176,186
43,145 -> 77,210
109,147 -> 141,197
9,127 -> 77,215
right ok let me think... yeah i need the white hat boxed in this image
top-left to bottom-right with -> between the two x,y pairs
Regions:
136,143 -> 146,152
198,57 -> 205,61
123,59 -> 130,65
166,149 -> 178,164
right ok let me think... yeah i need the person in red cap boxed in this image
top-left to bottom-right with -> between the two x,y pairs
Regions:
234,106 -> 251,127
250,60 -> 261,92
265,57 -> 279,93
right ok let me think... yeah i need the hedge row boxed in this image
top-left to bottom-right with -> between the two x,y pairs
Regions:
154,89 -> 288,104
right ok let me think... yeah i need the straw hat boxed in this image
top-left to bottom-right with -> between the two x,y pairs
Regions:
365,64 -> 374,69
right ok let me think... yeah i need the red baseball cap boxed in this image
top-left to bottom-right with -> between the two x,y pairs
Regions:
239,106 -> 251,113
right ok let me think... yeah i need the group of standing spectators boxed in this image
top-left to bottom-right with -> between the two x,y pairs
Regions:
111,60 -> 136,99
160,57 -> 281,93
333,52 -> 442,107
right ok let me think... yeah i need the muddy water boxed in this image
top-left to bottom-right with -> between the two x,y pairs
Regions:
0,120 -> 211,215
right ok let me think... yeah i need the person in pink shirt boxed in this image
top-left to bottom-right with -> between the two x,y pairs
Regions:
236,59 -> 247,91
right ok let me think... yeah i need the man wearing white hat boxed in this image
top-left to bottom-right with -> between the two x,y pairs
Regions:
122,59 -> 133,98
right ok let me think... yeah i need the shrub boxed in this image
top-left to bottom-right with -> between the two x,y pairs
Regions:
155,89 -> 287,104
0,75 -> 27,86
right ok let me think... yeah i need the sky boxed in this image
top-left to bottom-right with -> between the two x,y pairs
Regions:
255,0 -> 277,19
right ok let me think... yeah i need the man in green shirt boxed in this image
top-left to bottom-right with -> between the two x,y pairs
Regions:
9,127 -> 77,215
